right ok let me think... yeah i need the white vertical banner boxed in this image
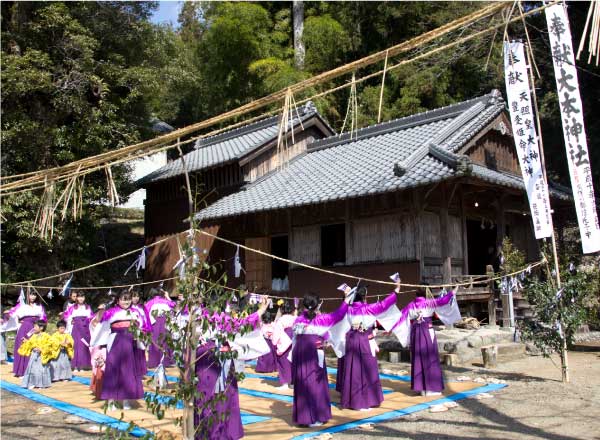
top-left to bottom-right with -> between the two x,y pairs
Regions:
503,41 -> 553,239
546,3 -> 600,254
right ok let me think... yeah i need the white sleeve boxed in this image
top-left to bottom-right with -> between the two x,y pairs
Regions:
436,295 -> 461,326
230,329 -> 271,361
327,318 -> 351,358
391,318 -> 411,348
376,304 -> 402,331
90,320 -> 111,347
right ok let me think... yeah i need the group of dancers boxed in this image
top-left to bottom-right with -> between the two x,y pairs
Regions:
1,277 -> 461,439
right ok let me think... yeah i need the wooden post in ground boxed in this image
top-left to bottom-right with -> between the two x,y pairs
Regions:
486,264 -> 497,326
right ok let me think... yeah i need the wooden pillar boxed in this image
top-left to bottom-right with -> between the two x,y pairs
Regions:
486,264 -> 497,326
439,184 -> 451,284
412,190 -> 424,280
496,195 -> 506,250
345,199 -> 354,265
460,186 -> 469,274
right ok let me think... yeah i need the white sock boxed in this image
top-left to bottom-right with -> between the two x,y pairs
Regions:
309,421 -> 323,427
122,400 -> 131,410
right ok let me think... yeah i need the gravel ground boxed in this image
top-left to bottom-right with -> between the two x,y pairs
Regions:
2,351 -> 600,439
336,350 -> 600,440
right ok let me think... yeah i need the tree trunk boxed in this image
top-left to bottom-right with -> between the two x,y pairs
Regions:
293,1 -> 305,70
561,336 -> 570,383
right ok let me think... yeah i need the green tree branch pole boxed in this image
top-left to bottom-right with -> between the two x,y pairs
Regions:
525,44 -> 568,382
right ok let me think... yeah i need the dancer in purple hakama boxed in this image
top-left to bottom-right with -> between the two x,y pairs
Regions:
144,289 -> 176,369
273,300 -> 296,388
64,292 -> 94,370
131,290 -> 150,376
292,293 -> 352,427
338,282 -> 402,410
392,284 -> 461,395
2,291 -> 47,377
91,290 -> 150,410
255,304 -> 278,374
194,299 -> 269,440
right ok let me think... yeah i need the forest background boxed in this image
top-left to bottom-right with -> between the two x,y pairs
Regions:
1,1 -> 598,286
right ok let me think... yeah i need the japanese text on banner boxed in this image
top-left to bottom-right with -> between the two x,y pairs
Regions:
503,41 -> 553,239
546,4 -> 600,254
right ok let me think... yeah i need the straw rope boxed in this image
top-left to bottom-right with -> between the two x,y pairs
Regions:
1,225 -> 544,292
0,2 -> 511,193
0,1 -> 560,197
3,234 -> 177,286
0,1 -> 557,196
194,229 -> 545,289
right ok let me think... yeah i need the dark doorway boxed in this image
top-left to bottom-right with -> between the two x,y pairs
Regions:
321,223 -> 346,266
271,235 -> 289,281
466,219 -> 497,274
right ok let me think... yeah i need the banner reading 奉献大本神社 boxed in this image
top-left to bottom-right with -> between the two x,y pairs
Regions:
503,40 -> 553,239
545,3 -> 600,254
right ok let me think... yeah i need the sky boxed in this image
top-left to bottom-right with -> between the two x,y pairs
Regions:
150,1 -> 182,27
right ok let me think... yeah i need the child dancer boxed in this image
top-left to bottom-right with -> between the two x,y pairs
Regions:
292,292 -> 351,427
91,290 -> 150,410
338,282 -> 401,410
18,319 -> 52,389
64,291 -> 94,371
89,303 -> 107,400
4,291 -> 47,376
144,288 -> 176,369
130,290 -> 150,376
392,284 -> 461,396
49,320 -> 74,381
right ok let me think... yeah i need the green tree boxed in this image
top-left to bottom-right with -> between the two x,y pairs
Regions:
0,1 -> 169,283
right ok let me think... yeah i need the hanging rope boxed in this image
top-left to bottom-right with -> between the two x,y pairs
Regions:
340,73 -> 359,139
577,0 -> 600,65
377,50 -> 389,124
0,1 -> 560,198
0,2 -> 516,193
1,224 -> 546,291
193,228 -> 546,289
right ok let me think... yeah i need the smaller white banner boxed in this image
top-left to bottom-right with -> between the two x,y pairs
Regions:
503,41 -> 553,239
546,4 -> 600,254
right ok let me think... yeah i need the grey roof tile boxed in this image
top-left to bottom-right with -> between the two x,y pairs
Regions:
138,102 -> 331,186
195,90 -> 569,221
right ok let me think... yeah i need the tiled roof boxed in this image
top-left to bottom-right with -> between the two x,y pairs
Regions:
470,164 -> 570,200
138,102 -> 331,185
195,90 -> 568,221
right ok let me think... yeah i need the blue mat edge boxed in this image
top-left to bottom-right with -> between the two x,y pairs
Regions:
0,379 -> 150,437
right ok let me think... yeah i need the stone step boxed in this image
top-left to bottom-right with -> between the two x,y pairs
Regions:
496,342 -> 526,361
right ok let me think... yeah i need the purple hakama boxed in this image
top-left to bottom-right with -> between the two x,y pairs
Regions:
71,316 -> 92,369
410,317 -> 444,393
335,357 -> 344,392
292,334 -> 331,425
13,316 -> 37,377
147,315 -> 174,368
339,329 -> 383,409
276,327 -> 293,385
255,337 -> 277,373
100,328 -> 144,400
194,341 -> 243,440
